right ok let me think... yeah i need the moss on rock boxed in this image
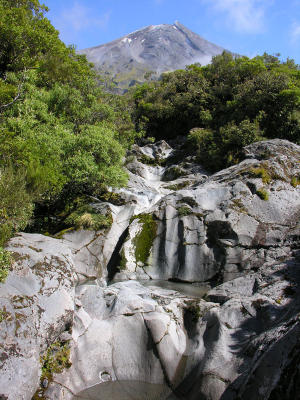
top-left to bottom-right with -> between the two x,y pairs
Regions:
291,176 -> 300,187
177,206 -> 193,217
33,340 -> 72,400
256,188 -> 269,201
0,247 -> 12,283
132,214 -> 157,265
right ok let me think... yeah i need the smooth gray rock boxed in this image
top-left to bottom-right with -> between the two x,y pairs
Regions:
173,256 -> 300,400
119,139 -> 300,283
44,281 -> 199,399
0,233 -> 76,400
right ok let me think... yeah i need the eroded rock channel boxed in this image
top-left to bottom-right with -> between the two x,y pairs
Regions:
0,139 -> 300,399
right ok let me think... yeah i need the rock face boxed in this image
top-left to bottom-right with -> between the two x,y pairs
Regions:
44,280 -> 199,400
0,234 -> 77,400
0,139 -> 299,399
119,139 -> 300,284
79,21 -> 226,92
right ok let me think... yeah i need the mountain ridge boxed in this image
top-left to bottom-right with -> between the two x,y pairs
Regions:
78,21 -> 228,91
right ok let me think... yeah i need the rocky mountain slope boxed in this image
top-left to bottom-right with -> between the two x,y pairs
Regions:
79,21 -> 226,91
0,139 -> 300,399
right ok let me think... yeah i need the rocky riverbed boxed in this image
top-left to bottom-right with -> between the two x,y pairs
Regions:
0,139 -> 299,399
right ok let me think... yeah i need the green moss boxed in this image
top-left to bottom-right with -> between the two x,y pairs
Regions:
0,308 -> 10,322
165,181 -> 190,191
177,206 -> 193,217
231,198 -> 247,213
180,197 -> 198,208
249,167 -> 271,184
256,188 -> 269,201
33,341 -> 72,400
98,191 -> 125,206
188,304 -> 202,322
125,154 -> 136,163
165,166 -> 185,180
119,248 -> 127,270
291,176 -> 300,187
133,214 -> 157,265
139,154 -> 166,166
54,227 -> 75,239
0,247 -> 12,283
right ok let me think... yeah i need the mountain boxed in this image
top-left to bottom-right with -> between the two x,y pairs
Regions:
78,21 -> 227,92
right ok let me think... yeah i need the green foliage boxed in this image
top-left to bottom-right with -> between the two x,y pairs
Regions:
133,65 -> 210,139
133,52 -> 300,171
0,0 -> 137,243
256,188 -> 269,201
187,128 -> 219,170
132,214 -> 157,265
98,191 -> 125,206
177,206 -> 193,217
0,166 -> 33,245
65,205 -> 113,231
188,120 -> 262,171
0,247 -> 12,283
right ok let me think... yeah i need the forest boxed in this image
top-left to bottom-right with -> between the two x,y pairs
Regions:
0,0 -> 300,250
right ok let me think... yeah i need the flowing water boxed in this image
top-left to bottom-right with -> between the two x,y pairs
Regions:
73,146 -> 208,400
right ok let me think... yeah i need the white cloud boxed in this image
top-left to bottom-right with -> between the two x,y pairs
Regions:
202,0 -> 267,34
290,22 -> 300,43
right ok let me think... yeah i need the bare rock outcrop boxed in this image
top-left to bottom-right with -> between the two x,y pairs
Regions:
0,139 -> 299,399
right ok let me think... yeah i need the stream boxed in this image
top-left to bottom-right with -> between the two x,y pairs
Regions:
73,143 -> 209,400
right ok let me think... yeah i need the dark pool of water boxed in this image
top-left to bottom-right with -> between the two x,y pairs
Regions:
75,380 -> 180,400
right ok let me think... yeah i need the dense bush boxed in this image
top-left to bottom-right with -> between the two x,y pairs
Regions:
133,52 -> 300,171
0,0 -> 136,245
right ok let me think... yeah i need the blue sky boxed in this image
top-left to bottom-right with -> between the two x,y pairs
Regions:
44,0 -> 300,63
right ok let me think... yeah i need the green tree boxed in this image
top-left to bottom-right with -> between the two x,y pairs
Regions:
0,0 -> 137,242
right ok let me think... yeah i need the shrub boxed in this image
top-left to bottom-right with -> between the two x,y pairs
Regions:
65,205 -> 113,231
0,166 -> 33,246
